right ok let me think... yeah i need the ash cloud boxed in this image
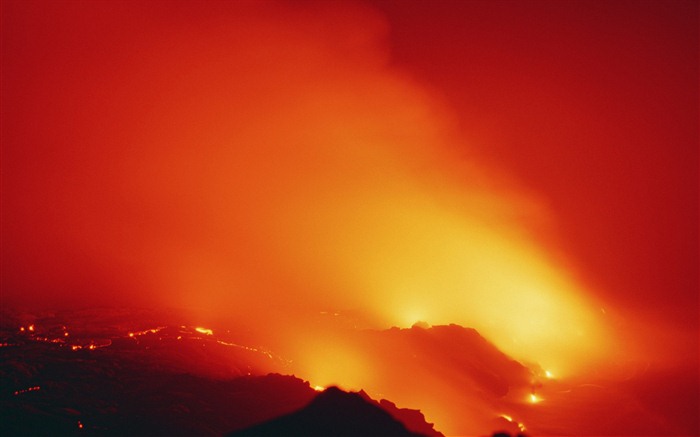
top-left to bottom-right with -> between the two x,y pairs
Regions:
2,0 -> 614,374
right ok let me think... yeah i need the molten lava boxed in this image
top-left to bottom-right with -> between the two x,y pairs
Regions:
195,327 -> 214,336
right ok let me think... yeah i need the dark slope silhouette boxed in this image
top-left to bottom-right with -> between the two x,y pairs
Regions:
357,390 -> 443,437
0,310 -> 441,436
7,309 -> 690,436
274,323 -> 534,435
361,324 -> 532,397
229,386 -> 425,437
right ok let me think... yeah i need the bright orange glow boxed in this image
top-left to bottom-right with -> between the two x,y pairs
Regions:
294,339 -> 372,391
529,393 -> 541,404
28,324 -> 35,332
195,327 -> 214,336
347,207 -> 613,376
128,327 -> 166,338
500,414 -> 527,432
313,385 -> 325,392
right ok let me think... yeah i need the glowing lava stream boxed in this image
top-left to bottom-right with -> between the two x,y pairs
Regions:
500,414 -> 527,433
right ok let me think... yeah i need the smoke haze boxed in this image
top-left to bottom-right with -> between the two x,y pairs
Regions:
1,0 -> 657,378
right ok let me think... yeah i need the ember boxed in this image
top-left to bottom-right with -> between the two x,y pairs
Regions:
195,327 -> 214,336
14,386 -> 40,396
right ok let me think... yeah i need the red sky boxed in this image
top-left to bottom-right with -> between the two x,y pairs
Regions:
370,0 -> 699,328
1,0 -> 698,376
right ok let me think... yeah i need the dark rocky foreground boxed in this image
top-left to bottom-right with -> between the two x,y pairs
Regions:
4,308 -> 692,436
0,309 -> 442,436
229,386 -> 425,437
2,346 -> 313,435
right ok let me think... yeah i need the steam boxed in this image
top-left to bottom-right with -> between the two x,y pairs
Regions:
3,1 -> 614,375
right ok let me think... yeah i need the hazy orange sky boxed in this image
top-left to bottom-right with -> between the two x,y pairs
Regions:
2,0 -> 698,377
372,0 -> 699,318
369,0 -> 699,368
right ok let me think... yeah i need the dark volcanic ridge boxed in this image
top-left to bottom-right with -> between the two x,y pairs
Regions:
229,386 -> 425,437
4,307 -> 688,436
0,309 -> 447,436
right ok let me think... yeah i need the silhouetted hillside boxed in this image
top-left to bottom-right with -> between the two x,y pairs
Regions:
0,310 -> 442,436
229,386 -> 425,437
